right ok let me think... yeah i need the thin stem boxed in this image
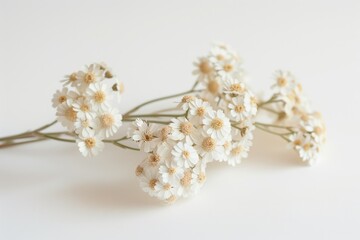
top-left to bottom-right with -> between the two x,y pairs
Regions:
125,113 -> 184,119
0,138 -> 47,148
123,89 -> 201,117
255,122 -> 294,130
112,142 -> 140,151
34,132 -> 76,143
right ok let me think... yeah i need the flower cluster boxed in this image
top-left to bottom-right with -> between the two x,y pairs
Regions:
263,70 -> 326,165
130,44 -> 258,203
52,63 -> 124,157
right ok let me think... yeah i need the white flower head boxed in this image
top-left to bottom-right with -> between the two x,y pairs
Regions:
61,72 -> 79,87
86,83 -> 111,111
171,142 -> 199,168
56,102 -> 77,131
226,140 -> 251,166
188,98 -> 211,125
170,117 -> 198,144
72,98 -> 96,120
77,134 -> 104,157
272,70 -> 296,95
77,64 -> 104,90
74,117 -> 96,138
159,159 -> 185,184
132,121 -> 159,153
154,179 -> 179,202
194,134 -> 225,162
52,88 -> 69,108
177,95 -> 196,111
192,57 -> 214,83
203,109 -> 231,140
138,166 -> 159,197
95,108 -> 123,138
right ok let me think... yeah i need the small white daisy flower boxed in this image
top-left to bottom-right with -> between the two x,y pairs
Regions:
177,95 -> 196,111
190,164 -> 206,194
96,108 -> 123,138
138,167 -> 159,197
56,103 -> 77,131
226,140 -> 250,166
61,72 -> 79,87
74,117 -> 96,137
171,142 -> 199,168
188,98 -> 211,125
223,77 -> 245,95
86,83 -> 111,111
194,134 -> 225,162
77,63 -> 104,88
127,118 -> 145,138
154,179 -> 178,201
170,117 -> 198,144
77,134 -> 104,157
295,134 -> 319,165
192,57 -> 214,82
159,159 -> 185,184
132,121 -> 159,153
72,98 -> 96,120
203,109 -> 231,140
272,70 -> 296,95
177,169 -> 194,198
228,96 -> 249,122
52,88 -> 69,108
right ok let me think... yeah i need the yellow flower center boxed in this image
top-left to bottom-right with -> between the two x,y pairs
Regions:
199,61 -> 212,74
149,179 -> 158,190
135,166 -> 143,176
229,83 -> 244,93
235,104 -> 244,113
223,64 -> 233,72
100,114 -> 114,128
85,137 -> 96,149
180,122 -> 193,135
211,118 -> 223,130
94,91 -> 106,103
180,170 -> 192,187
58,96 -> 67,104
149,153 -> 160,166
65,108 -> 77,122
84,72 -> 96,84
202,137 -> 216,151
231,146 -> 243,155
168,167 -> 176,175
196,107 -> 205,117
207,80 -> 220,94
277,77 -> 287,87
69,72 -> 77,82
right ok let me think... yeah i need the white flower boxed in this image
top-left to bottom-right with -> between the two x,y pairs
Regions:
72,98 -> 96,120
176,169 -> 193,198
56,102 -> 77,131
204,77 -> 222,96
159,159 -> 184,184
192,57 -> 214,82
171,142 -> 199,168
226,140 -> 250,166
52,88 -> 69,108
170,117 -> 198,144
127,118 -> 145,138
95,108 -> 122,138
209,44 -> 233,62
203,110 -> 231,140
223,77 -> 245,95
228,96 -> 249,122
194,134 -> 225,162
77,64 -> 104,89
188,98 -> 211,125
132,121 -> 159,153
86,83 -> 111,111
294,134 -> 319,165
61,72 -> 79,87
177,95 -> 196,111
138,167 -> 159,197
300,112 -> 326,144
77,134 -> 104,157
272,70 -> 296,95
190,164 -> 206,194
154,179 -> 179,202
74,117 -> 96,137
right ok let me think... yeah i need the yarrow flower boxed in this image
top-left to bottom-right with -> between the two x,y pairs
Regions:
52,63 -> 124,157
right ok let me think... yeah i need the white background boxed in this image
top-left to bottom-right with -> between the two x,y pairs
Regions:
1,0 -> 360,239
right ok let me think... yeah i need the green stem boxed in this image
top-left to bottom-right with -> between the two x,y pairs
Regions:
125,113 -> 184,119
112,142 -> 140,151
123,89 -> 201,117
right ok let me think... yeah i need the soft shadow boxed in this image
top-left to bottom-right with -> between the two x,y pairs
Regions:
243,129 -> 306,169
58,180 -> 162,211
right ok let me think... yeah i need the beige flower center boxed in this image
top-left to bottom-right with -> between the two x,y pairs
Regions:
202,137 -> 216,152
180,122 -> 193,135
135,166 -> 143,176
303,143 -> 312,151
314,126 -> 323,135
211,118 -> 223,130
199,61 -> 212,74
80,104 -> 89,112
198,172 -> 206,183
100,114 -> 114,128
229,83 -> 244,93
81,119 -> 89,128
181,95 -> 194,103
223,64 -> 233,72
277,77 -> 287,87
149,179 -> 158,190
65,108 -> 77,122
69,72 -> 77,82
180,170 -> 192,187
58,96 -> 67,104
182,151 -> 190,159
168,167 -> 176,175
207,80 -> 219,94
294,139 -> 302,146
94,91 -> 106,103
216,54 -> 224,61
160,126 -> 172,141
149,153 -> 160,166
84,72 -> 96,84
163,183 -> 171,191
143,133 -> 154,142
166,195 -> 177,203
85,138 -> 96,149
231,146 -> 243,155
196,107 -> 205,117
235,104 -> 245,113
105,71 -> 113,78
